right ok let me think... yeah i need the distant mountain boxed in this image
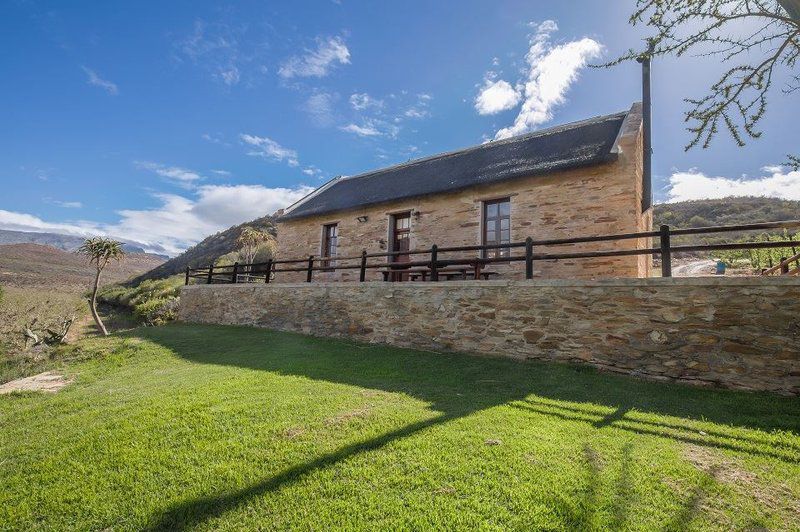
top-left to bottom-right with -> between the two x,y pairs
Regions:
129,215 -> 276,284
0,243 -> 165,289
0,229 -> 162,256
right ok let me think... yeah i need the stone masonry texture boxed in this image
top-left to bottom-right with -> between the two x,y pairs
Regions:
275,106 -> 652,283
180,278 -> 800,395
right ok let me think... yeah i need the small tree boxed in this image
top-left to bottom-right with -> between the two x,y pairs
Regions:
78,237 -> 125,336
236,227 -> 276,266
605,0 -> 800,167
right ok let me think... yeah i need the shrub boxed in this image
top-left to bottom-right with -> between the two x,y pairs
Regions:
98,275 -> 184,326
133,297 -> 179,326
215,252 -> 239,268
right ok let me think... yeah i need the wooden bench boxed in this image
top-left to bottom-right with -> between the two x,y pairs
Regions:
377,266 -> 499,282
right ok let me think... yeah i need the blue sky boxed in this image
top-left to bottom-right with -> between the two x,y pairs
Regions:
2,0 -> 798,255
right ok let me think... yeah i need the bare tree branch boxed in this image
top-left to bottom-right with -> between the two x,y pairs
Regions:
602,0 -> 800,168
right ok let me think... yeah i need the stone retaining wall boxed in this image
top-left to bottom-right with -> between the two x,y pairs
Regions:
179,278 -> 800,395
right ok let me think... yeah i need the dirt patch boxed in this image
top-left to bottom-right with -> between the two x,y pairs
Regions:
282,427 -> 306,439
325,407 -> 371,425
683,444 -> 799,516
0,371 -> 71,394
683,444 -> 757,485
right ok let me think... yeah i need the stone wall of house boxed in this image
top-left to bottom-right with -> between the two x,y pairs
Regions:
180,278 -> 800,395
276,105 -> 652,282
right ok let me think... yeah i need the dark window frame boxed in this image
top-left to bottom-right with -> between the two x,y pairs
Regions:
388,211 -> 412,281
321,223 -> 338,268
482,197 -> 511,259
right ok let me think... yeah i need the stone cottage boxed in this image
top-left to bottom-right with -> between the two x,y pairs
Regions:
275,102 -> 652,281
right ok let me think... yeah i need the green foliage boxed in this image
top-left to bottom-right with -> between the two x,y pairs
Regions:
252,241 -> 277,264
77,237 -> 125,268
214,251 -> 239,268
98,275 -> 184,326
654,197 -> 800,250
133,298 -> 178,326
716,230 -> 800,270
214,240 -> 276,272
654,197 -> 800,231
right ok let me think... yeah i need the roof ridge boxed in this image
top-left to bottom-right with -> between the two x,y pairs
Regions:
337,109 -> 630,184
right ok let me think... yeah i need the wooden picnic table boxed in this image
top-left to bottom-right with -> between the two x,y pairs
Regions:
377,260 -> 498,282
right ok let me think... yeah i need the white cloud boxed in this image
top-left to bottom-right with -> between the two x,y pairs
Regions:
304,91 -> 337,126
761,164 -> 784,174
339,119 -> 398,138
189,185 -> 313,228
403,93 -> 432,119
81,67 -> 118,95
136,161 -> 204,188
349,93 -> 383,110
240,134 -> 299,167
176,20 -> 269,86
474,79 -> 521,115
493,20 -> 603,140
54,200 -> 83,209
302,166 -> 323,178
219,67 -> 240,86
211,169 -> 232,176
43,197 -> 83,209
0,210 -> 98,238
201,133 -> 230,146
279,36 -> 350,78
340,123 -> 381,137
0,185 -> 313,256
664,167 -> 800,203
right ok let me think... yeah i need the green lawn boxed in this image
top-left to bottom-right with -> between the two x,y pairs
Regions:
1,324 -> 799,531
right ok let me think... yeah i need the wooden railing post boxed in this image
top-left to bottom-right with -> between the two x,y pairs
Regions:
660,224 -> 672,278
359,250 -> 367,282
430,245 -> 439,282
780,257 -> 789,275
206,264 -> 214,284
231,262 -> 239,284
525,237 -> 534,280
264,259 -> 273,283
307,256 -> 314,282
185,267 -> 190,286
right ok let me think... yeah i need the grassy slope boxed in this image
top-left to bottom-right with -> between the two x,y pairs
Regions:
1,324 -> 798,530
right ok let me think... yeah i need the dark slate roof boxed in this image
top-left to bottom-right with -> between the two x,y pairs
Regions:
279,109 -> 631,221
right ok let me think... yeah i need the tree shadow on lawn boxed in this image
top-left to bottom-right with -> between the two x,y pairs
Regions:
138,324 -> 799,530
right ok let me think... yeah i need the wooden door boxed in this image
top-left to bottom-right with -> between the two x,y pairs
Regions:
390,212 -> 411,281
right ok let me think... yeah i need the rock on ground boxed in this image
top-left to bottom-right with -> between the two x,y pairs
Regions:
0,371 -> 71,394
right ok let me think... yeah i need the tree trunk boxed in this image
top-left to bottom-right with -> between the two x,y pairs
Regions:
89,266 -> 108,336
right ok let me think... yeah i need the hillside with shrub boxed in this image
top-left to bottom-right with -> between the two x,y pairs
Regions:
129,215 -> 276,284
654,197 -> 799,236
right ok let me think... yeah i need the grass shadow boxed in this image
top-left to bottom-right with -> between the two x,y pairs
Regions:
134,324 -> 800,529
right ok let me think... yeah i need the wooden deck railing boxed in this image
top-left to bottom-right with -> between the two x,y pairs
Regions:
185,220 -> 800,285
761,252 -> 800,276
